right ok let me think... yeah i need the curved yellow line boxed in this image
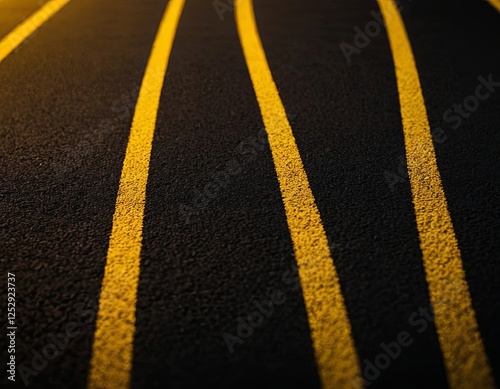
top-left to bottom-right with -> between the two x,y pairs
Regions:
487,0 -> 500,13
235,1 -> 362,387
0,0 -> 70,63
87,0 -> 185,388
377,1 -> 494,388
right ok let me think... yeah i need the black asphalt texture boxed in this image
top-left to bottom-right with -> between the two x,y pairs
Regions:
1,0 -> 499,388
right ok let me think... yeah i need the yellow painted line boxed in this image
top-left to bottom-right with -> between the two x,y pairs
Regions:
0,0 -> 70,63
87,0 -> 185,388
487,0 -> 500,13
377,1 -> 494,388
236,1 -> 361,388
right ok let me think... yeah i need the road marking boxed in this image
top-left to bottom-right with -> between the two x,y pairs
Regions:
0,0 -> 70,63
87,0 -> 185,388
487,0 -> 500,12
377,1 -> 494,388
236,1 -> 361,388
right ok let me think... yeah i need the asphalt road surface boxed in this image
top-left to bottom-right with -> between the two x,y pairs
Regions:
1,0 -> 500,388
